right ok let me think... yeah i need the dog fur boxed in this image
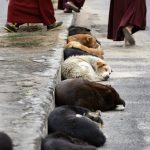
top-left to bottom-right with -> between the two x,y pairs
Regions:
61,55 -> 111,82
42,132 -> 97,150
67,34 -> 100,49
48,105 -> 106,147
0,132 -> 13,150
64,47 -> 102,60
55,79 -> 125,111
68,26 -> 91,36
65,41 -> 104,58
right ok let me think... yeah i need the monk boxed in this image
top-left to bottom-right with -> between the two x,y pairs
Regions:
107,0 -> 147,46
3,0 -> 63,32
58,0 -> 85,13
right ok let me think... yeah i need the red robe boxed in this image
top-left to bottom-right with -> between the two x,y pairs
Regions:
58,0 -> 85,10
7,0 -> 56,25
107,0 -> 147,41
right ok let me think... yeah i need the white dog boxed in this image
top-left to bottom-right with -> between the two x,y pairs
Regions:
61,55 -> 112,81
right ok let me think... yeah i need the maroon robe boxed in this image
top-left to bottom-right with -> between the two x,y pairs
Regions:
7,0 -> 56,25
107,0 -> 147,41
58,0 -> 85,10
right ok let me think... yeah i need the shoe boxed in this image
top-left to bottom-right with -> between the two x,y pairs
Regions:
3,23 -> 19,32
65,2 -> 80,12
47,21 -> 63,31
123,28 -> 135,46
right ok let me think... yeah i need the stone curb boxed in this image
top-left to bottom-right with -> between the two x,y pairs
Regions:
0,11 -> 76,150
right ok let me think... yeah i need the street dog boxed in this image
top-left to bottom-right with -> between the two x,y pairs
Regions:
55,79 -> 125,111
64,47 -> 103,60
68,26 -> 101,45
68,26 -> 91,36
65,33 -> 104,58
61,55 -> 111,82
0,132 -> 13,150
48,105 -> 106,147
67,34 -> 100,49
42,132 -> 97,150
65,41 -> 103,58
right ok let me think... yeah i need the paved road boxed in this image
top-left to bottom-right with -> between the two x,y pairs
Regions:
0,0 -> 7,28
75,0 -> 150,150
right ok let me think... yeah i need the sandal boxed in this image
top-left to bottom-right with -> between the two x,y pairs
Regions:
123,28 -> 135,46
65,2 -> 80,13
3,23 -> 19,32
47,21 -> 63,31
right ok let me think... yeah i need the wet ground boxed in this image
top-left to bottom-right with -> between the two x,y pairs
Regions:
75,0 -> 150,150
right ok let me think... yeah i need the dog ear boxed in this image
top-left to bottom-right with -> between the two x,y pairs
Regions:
97,61 -> 106,68
86,36 -> 92,43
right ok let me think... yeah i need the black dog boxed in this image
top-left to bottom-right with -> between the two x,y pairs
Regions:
64,47 -> 98,60
68,26 -> 91,36
42,132 -> 97,150
0,132 -> 13,150
55,78 -> 125,111
48,105 -> 106,147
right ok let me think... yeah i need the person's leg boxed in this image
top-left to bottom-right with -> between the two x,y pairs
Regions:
39,0 -> 63,30
121,0 -> 146,46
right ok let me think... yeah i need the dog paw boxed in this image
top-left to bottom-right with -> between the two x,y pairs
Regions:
115,105 -> 125,111
84,110 -> 103,125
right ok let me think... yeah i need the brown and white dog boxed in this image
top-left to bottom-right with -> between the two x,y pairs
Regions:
67,34 -> 100,49
65,34 -> 104,58
61,55 -> 111,82
55,78 -> 125,112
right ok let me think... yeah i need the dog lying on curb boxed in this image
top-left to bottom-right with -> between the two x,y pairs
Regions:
55,79 -> 125,111
68,26 -> 91,36
65,41 -> 104,58
61,55 -> 111,82
0,132 -> 13,150
47,105 -> 106,148
68,26 -> 101,45
64,47 -> 102,60
42,132 -> 97,150
65,33 -> 104,58
67,34 -> 101,49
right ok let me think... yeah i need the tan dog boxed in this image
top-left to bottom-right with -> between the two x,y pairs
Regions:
65,41 -> 104,58
62,55 -> 111,82
65,34 -> 104,58
67,34 -> 99,48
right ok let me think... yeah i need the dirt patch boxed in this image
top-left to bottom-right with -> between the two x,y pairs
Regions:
0,25 -> 60,48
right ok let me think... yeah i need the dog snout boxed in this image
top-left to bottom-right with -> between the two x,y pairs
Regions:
103,75 -> 109,81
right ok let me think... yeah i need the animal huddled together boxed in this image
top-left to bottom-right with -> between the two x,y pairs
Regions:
42,26 -> 126,150
0,26 -> 125,150
62,26 -> 112,82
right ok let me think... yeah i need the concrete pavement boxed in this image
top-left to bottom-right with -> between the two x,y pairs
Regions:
0,1 -> 75,149
75,0 -> 150,150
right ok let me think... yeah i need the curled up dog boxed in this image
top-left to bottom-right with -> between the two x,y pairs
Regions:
62,55 -> 112,82
42,105 -> 106,150
55,79 -> 125,111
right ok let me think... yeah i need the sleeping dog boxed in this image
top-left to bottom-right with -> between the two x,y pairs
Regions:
65,41 -> 104,58
68,26 -> 101,45
48,105 -> 106,147
55,79 -> 125,111
64,47 -> 102,60
68,26 -> 91,36
0,132 -> 13,150
42,132 -> 97,150
62,55 -> 111,82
